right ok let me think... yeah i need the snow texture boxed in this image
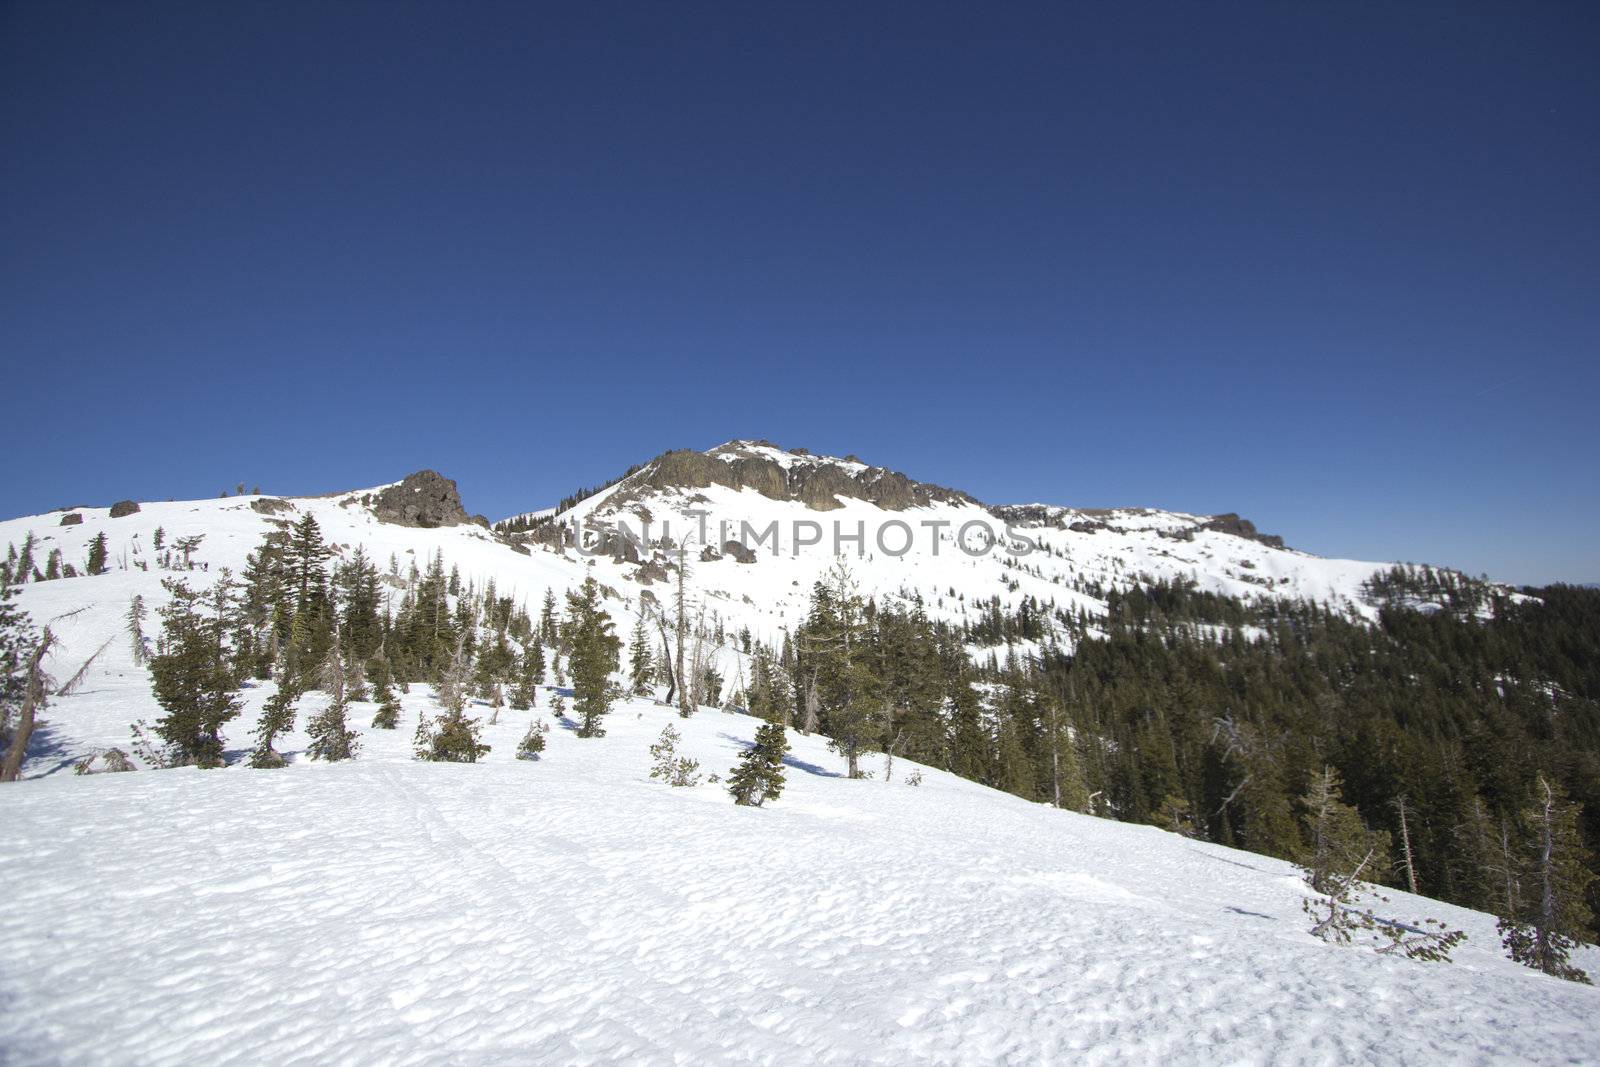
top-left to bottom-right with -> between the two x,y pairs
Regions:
3,688 -> 1597,1065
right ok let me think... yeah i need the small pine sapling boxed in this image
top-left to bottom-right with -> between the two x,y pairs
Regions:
517,719 -> 549,760
728,721 -> 788,807
305,695 -> 359,762
649,723 -> 701,787
248,685 -> 299,768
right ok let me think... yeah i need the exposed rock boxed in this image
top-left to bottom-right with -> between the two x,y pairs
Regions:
372,471 -> 471,529
59,513 -> 83,526
634,559 -> 669,585
1200,513 -> 1286,549
613,443 -> 977,514
722,540 -> 758,564
699,545 -> 722,562
109,500 -> 140,518
250,497 -> 296,516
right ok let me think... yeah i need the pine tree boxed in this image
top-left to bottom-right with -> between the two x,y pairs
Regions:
86,532 -> 109,576
414,707 -> 490,762
649,723 -> 701,786
248,684 -> 299,768
370,659 -> 401,729
1497,776 -> 1596,983
305,693 -> 359,761
728,721 -> 788,807
1299,766 -> 1391,943
0,580 -> 38,746
516,718 -> 548,760
800,566 -> 881,778
126,595 -> 151,666
14,532 -> 36,585
414,635 -> 488,761
629,612 -> 654,695
509,647 -> 540,711
565,578 -> 620,738
147,577 -> 242,768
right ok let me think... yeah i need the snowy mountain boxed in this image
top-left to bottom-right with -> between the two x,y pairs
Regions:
0,440 -> 1507,766
4,442 -> 1594,1064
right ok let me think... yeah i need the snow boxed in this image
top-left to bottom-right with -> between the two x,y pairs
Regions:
0,446 -> 1448,691
2,458 -> 1582,1062
3,684 -> 1597,1064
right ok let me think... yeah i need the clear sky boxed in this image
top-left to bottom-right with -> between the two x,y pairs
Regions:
2,2 -> 1596,585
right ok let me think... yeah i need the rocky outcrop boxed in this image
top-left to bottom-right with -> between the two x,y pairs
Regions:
59,513 -> 83,526
1200,513 -> 1286,549
721,540 -> 758,564
611,444 -> 977,513
109,500 -> 140,518
372,471 -> 471,528
251,497 -> 296,516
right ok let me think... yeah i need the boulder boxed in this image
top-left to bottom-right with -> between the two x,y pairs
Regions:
373,471 -> 471,528
109,500 -> 140,518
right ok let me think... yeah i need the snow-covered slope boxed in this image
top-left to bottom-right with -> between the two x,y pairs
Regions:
0,441 -> 1435,717
3,684 -> 1596,1064
1,447 -> 1593,1063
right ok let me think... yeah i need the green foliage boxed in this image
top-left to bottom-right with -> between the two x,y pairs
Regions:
147,577 -> 242,768
414,709 -> 490,763
565,578 -> 620,738
369,659 -> 401,729
248,684 -> 299,768
86,532 -> 109,576
649,723 -> 701,786
305,696 -> 359,762
1497,776 -> 1595,983
1298,767 -> 1392,944
516,718 -> 548,760
629,613 -> 654,695
729,721 -> 788,807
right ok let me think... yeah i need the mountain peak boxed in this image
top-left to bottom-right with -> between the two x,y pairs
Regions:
592,440 -> 977,514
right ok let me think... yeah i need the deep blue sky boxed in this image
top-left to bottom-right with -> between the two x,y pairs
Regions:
3,2 -> 1596,584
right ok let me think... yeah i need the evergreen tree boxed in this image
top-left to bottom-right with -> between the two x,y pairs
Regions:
629,612 -> 654,695
14,532 -> 36,585
799,566 -> 881,778
728,721 -> 788,806
415,707 -> 490,762
1300,766 -> 1392,943
649,723 -> 701,786
248,684 -> 299,768
565,578 -> 620,738
516,718 -> 548,760
147,577 -> 242,768
126,595 -> 151,667
86,532 -> 109,576
370,658 -> 401,729
306,693 -> 359,761
1497,776 -> 1596,983
509,647 -> 540,711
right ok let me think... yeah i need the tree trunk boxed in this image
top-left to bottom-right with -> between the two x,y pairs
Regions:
1,631 -> 54,783
674,551 -> 690,716
1394,795 -> 1419,894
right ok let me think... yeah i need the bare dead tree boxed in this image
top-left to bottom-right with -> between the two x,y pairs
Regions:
54,637 -> 114,697
1394,794 -> 1420,894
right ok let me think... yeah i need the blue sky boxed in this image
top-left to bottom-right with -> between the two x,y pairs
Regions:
2,2 -> 1596,584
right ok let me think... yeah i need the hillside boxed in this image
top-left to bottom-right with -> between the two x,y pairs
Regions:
4,682 -> 1598,1064
3,442 -> 1597,1064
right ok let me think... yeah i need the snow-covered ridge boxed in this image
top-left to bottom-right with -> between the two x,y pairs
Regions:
0,441 -> 1492,688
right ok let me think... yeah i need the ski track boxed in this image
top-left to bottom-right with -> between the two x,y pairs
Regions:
2,683 -> 1597,1066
